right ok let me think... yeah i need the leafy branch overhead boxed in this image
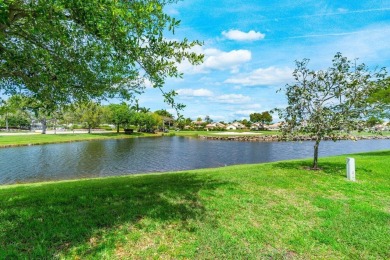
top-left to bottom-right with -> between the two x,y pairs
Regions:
0,0 -> 203,104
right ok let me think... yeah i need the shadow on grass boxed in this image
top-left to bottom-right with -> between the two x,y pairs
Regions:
271,161 -> 350,177
0,173 -> 228,258
270,150 -> 388,177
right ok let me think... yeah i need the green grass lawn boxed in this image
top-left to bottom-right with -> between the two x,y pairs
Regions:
0,132 -> 158,147
0,151 -> 389,259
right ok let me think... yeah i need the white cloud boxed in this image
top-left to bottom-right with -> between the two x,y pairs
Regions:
203,49 -> 251,71
224,66 -> 293,87
222,29 -> 265,41
143,78 -> 154,89
213,94 -> 252,104
232,110 -> 257,117
243,103 -> 262,109
328,25 -> 390,65
177,88 -> 214,97
165,7 -> 179,15
337,8 -> 348,13
177,46 -> 252,74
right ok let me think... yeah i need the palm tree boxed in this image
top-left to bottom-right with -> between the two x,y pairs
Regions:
139,107 -> 150,113
130,99 -> 140,112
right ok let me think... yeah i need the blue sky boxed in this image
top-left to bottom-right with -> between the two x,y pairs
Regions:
139,0 -> 390,122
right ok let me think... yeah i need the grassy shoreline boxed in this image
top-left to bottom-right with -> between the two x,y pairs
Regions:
1,150 -> 389,258
0,132 -> 160,148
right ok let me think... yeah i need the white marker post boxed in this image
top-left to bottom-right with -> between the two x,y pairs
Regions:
346,158 -> 356,181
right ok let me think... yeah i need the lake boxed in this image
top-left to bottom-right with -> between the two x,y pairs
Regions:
1,136 -> 389,185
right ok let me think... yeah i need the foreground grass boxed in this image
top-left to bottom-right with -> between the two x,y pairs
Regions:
0,132 -> 158,148
0,151 -> 389,259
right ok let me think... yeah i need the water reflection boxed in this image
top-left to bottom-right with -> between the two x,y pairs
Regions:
1,137 -> 389,184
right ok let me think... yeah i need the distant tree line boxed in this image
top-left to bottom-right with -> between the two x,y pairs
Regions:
0,95 -> 176,134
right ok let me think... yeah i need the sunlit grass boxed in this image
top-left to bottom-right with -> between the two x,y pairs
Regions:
0,150 -> 389,258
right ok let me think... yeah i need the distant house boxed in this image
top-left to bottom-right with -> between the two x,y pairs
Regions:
226,122 -> 246,130
267,122 -> 282,131
250,122 -> 265,130
192,120 -> 204,128
205,122 -> 226,130
373,122 -> 389,131
300,120 -> 308,127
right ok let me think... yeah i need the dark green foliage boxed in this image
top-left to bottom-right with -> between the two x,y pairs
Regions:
0,0 -> 203,105
249,111 -> 272,125
104,103 -> 134,133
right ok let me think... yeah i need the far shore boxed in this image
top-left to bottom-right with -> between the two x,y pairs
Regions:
1,129 -> 389,148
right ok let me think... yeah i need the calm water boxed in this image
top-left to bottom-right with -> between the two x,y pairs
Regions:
1,136 -> 389,185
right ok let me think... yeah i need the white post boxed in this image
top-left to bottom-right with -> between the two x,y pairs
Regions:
346,158 -> 356,181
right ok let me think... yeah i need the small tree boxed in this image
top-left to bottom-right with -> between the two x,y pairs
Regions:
366,116 -> 383,128
133,112 -> 161,132
241,119 -> 251,128
261,111 -> 273,125
75,101 -> 103,134
105,103 -> 134,133
276,53 -> 386,169
0,97 -> 18,131
249,113 -> 262,123
250,111 -> 272,128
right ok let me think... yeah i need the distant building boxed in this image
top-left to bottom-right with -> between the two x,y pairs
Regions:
373,123 -> 389,131
267,122 -> 282,131
250,122 -> 265,130
192,120 -> 204,128
226,122 -> 246,130
205,122 -> 226,130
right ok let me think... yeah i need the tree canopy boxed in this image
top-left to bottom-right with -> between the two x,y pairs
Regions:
250,111 -> 272,126
0,0 -> 203,105
74,101 -> 103,134
369,77 -> 390,105
276,53 -> 387,169
368,77 -> 390,119
104,103 -> 134,133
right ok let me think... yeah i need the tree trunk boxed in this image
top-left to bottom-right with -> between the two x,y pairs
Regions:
5,112 -> 9,131
116,124 -> 119,133
88,126 -> 91,134
41,118 -> 47,134
312,139 -> 320,169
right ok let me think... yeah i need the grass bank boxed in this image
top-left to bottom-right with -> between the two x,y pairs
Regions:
0,132 -> 158,148
1,151 -> 389,259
